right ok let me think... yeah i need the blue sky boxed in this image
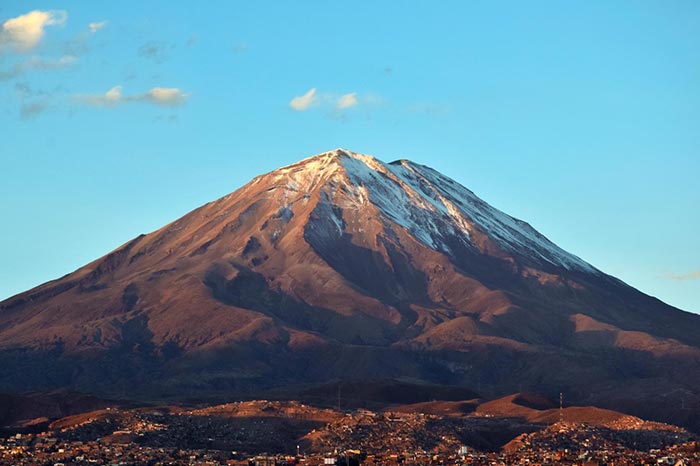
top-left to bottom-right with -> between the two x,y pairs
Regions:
1,1 -> 698,313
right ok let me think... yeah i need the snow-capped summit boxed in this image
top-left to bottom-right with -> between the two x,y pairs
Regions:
260,148 -> 597,274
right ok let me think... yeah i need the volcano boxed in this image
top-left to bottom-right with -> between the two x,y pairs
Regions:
1,149 -> 699,427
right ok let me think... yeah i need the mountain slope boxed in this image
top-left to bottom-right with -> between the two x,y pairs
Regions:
1,148 -> 699,428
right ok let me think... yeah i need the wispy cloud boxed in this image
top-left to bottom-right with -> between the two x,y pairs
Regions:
0,10 -> 67,52
20,100 -> 49,119
290,88 -> 382,119
13,82 -> 67,120
81,85 -> 123,106
143,87 -> 189,106
88,21 -> 108,34
0,55 -> 77,80
76,85 -> 189,107
138,41 -> 171,63
665,271 -> 700,281
289,88 -> 317,111
336,93 -> 358,110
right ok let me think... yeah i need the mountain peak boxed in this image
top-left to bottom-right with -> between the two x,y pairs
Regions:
293,147 -> 378,167
256,148 -> 388,192
246,149 -> 598,275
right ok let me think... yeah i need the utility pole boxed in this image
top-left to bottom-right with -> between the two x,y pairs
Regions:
337,383 -> 341,412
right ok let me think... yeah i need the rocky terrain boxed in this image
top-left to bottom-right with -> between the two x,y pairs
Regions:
1,397 -> 698,465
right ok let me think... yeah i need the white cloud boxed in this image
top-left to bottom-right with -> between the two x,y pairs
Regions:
88,21 -> 108,34
0,10 -> 67,52
290,89 -> 376,115
336,92 -> 358,110
289,88 -> 317,111
143,87 -> 189,106
103,85 -> 123,104
76,85 -> 122,106
0,54 -> 77,80
77,85 -> 189,107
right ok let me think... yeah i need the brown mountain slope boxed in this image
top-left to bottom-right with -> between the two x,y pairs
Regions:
475,393 -> 630,425
1,149 -> 699,429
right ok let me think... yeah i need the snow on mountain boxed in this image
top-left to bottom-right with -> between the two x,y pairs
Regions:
386,158 -> 598,274
269,148 -> 598,275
